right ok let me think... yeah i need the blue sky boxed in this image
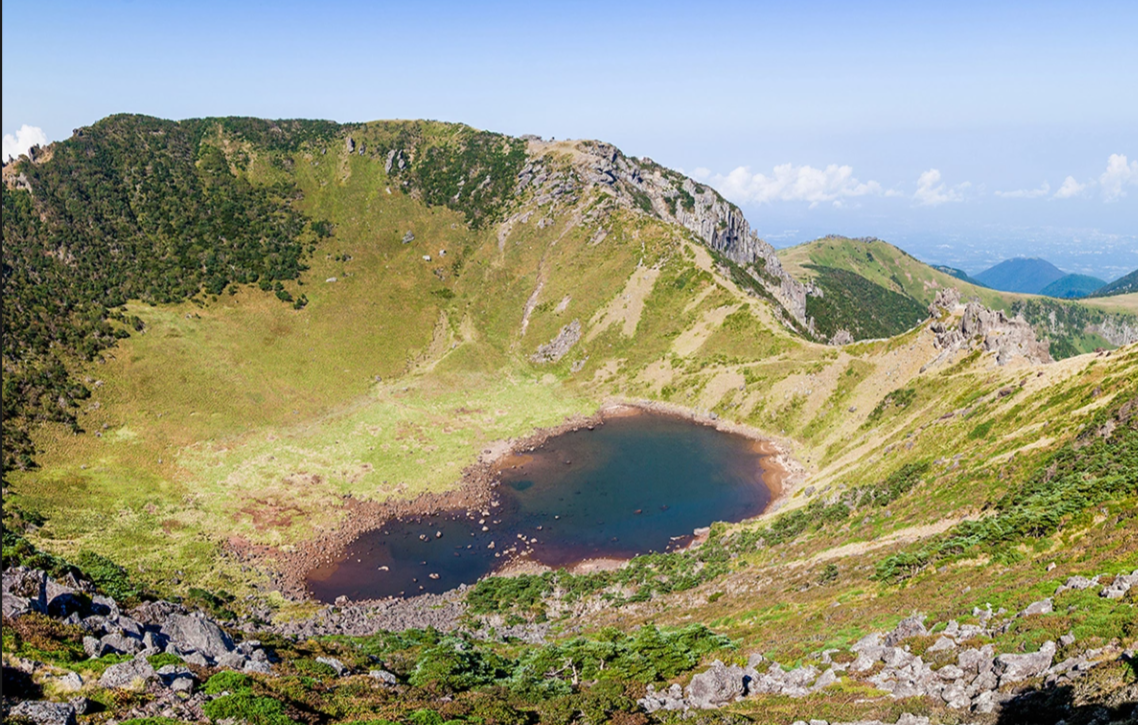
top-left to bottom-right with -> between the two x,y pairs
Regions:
4,0 -> 1136,279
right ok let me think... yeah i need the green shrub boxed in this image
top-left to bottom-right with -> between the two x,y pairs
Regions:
72,550 -> 140,602
203,669 -> 253,695
146,652 -> 184,669
203,691 -> 299,725
875,397 -> 1138,582
409,637 -> 509,691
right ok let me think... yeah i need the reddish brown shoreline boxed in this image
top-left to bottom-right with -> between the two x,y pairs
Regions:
243,400 -> 796,603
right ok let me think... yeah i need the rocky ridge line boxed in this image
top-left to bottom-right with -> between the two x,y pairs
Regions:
923,288 -> 1053,369
515,139 -> 815,330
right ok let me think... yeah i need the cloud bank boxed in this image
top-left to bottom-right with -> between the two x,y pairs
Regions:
2,125 -> 48,162
1100,153 -> 1137,202
1053,176 -> 1087,199
707,163 -> 882,207
913,169 -> 968,206
995,182 -> 1050,199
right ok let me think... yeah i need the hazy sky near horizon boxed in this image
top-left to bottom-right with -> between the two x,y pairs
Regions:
4,0 -> 1136,279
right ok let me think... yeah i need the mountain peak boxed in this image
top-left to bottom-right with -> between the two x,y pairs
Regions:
974,257 -> 1066,294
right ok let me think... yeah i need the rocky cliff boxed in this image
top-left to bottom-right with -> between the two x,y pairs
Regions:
516,139 -> 813,328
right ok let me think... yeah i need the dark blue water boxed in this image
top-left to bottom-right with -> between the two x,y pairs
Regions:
306,411 -> 774,602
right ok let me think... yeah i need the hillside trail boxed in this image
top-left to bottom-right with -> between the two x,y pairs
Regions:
791,513 -> 984,567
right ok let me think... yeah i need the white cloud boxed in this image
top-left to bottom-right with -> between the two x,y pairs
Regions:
2,124 -> 48,162
913,168 -> 968,206
995,182 -> 1050,199
691,167 -> 712,181
1100,153 -> 1137,202
709,163 -> 882,207
1053,176 -> 1087,199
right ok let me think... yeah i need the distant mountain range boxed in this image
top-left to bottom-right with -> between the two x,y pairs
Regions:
1089,269 -> 1138,297
931,264 -> 988,288
969,257 -> 1135,299
974,257 -> 1070,294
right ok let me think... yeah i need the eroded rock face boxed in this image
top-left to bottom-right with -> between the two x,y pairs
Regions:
926,295 -> 1052,368
960,302 -> 1052,365
531,319 -> 581,363
519,140 -> 813,329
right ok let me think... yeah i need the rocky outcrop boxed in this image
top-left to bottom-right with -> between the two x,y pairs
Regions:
10,701 -> 78,725
520,140 -> 813,329
994,641 -> 1057,684
639,574 -> 1134,717
685,660 -> 747,708
161,613 -> 234,660
1089,317 -> 1138,347
531,319 -> 581,363
98,655 -> 158,690
926,295 -> 1052,368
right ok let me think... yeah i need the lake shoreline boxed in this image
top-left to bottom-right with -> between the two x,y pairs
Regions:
255,399 -> 799,604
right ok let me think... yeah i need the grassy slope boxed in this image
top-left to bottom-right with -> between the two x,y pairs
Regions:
777,237 -> 1012,308
778,237 -> 1138,357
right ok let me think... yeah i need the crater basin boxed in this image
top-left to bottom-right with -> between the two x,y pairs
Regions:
306,409 -> 778,602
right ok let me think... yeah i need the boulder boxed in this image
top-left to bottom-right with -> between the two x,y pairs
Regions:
639,683 -> 686,713
99,654 -> 158,690
157,663 -> 195,692
114,616 -> 143,637
936,664 -> 965,681
130,599 -> 185,626
686,660 -> 746,709
100,631 -> 143,655
3,568 -> 47,614
90,595 -> 118,617
1054,575 -> 1098,595
11,701 -> 77,725
142,630 -> 167,651
55,670 -> 84,692
812,668 -> 839,691
183,651 -> 210,667
317,656 -> 348,676
958,645 -> 995,674
161,613 -> 234,659
244,659 -> 273,674
884,614 -> 927,646
941,681 -> 970,709
3,594 -> 35,618
530,320 -> 581,363
83,635 -> 108,659
994,641 -> 1056,684
369,669 -> 397,685
217,651 -> 249,670
1019,598 -> 1053,616
1100,571 -> 1138,600
928,636 -> 957,652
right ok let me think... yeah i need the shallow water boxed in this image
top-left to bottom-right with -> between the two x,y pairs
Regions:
306,411 -> 774,602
